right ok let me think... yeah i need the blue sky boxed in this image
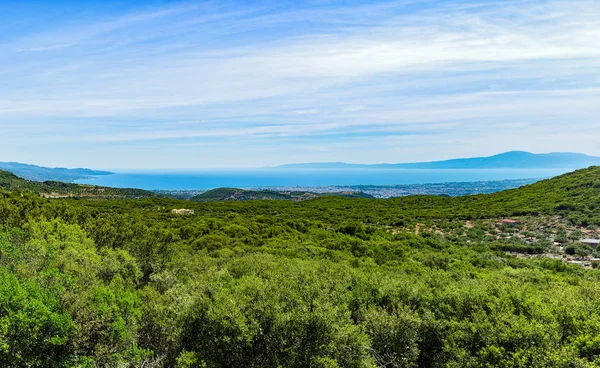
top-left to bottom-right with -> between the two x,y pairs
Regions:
1,0 -> 599,169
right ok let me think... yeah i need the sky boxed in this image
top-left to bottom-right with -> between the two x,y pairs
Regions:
1,0 -> 599,169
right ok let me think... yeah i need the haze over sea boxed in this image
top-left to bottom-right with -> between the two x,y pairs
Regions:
75,168 -> 574,191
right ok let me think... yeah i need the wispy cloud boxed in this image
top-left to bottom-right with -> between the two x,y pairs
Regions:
0,0 -> 599,168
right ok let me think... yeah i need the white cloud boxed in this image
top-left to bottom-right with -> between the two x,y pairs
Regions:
0,0 -> 599,167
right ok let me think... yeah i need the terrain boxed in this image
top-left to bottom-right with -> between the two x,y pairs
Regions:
0,170 -> 371,201
155,178 -> 540,200
0,170 -> 154,199
279,151 -> 600,169
1,166 -> 600,367
246,178 -> 542,198
1,169 -> 539,202
191,187 -> 374,201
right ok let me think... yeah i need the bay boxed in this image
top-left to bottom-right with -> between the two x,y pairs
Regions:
75,168 -> 574,191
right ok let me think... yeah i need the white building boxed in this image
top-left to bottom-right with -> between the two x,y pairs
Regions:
581,239 -> 600,248
171,208 -> 195,215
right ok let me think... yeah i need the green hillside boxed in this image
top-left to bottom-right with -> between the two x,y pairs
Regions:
192,187 -> 374,201
178,166 -> 600,227
0,170 -> 155,199
453,165 -> 600,221
2,167 -> 600,367
396,165 -> 600,224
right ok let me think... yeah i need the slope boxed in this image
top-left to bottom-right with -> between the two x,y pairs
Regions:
191,187 -> 374,201
0,170 -> 155,199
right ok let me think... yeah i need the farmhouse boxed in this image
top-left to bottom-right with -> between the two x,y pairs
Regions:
581,239 -> 600,248
171,208 -> 195,215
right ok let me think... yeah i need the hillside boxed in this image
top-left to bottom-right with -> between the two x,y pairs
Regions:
181,166 -> 600,227
191,187 -> 374,201
432,165 -> 600,222
0,170 -> 155,199
0,170 -> 373,202
2,165 -> 598,220
0,161 -> 112,181
278,151 -> 600,169
2,167 -> 600,367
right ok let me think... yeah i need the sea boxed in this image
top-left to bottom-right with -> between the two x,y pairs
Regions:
74,168 -> 575,191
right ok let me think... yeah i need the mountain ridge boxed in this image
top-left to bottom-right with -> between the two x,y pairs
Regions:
0,161 -> 113,182
277,151 -> 600,169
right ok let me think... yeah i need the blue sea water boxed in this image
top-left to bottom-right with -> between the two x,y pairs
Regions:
74,168 -> 575,191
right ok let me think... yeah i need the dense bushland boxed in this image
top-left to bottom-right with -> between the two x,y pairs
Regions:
1,167 -> 600,367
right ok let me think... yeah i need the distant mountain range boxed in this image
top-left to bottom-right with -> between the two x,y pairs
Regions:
3,151 -> 600,185
0,162 -> 112,182
277,151 -> 600,169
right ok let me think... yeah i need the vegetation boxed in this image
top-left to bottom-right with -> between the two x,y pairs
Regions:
192,187 -> 374,201
0,170 -> 155,200
1,167 -> 600,367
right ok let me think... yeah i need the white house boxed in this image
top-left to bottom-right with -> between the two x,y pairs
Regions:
171,208 -> 195,215
581,239 -> 600,248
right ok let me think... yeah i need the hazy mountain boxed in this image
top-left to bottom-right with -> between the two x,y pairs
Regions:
0,162 -> 113,182
277,151 -> 600,169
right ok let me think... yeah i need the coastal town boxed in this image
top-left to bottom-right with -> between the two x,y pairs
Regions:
155,178 -> 541,200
